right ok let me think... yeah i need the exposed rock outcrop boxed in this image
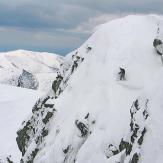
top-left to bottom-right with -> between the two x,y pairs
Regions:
17,69 -> 39,90
16,51 -> 85,162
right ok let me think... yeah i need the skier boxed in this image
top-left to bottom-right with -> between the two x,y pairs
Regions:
86,46 -> 92,53
118,67 -> 126,81
153,38 -> 163,64
153,38 -> 163,55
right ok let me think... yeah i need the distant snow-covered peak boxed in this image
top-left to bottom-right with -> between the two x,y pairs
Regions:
0,49 -> 64,92
0,49 -> 63,73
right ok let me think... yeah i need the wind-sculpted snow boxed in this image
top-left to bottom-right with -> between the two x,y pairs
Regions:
7,14 -> 163,163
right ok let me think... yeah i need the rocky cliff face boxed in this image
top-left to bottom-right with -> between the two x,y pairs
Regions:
13,15 -> 163,163
16,50 -> 85,163
17,69 -> 39,90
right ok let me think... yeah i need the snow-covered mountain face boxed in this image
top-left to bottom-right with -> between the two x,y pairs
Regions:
2,14 -> 163,163
0,50 -> 63,92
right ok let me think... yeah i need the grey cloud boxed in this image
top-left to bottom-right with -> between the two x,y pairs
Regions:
65,0 -> 163,14
0,1 -> 99,30
0,26 -> 89,54
0,0 -> 163,55
1,0 -> 163,30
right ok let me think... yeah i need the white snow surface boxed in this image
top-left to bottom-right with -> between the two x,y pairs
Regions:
0,84 -> 43,162
33,15 -> 163,163
1,15 -> 163,163
0,50 -> 63,92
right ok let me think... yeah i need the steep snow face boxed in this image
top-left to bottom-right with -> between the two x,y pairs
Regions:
0,84 -> 43,163
36,15 -> 163,163
17,15 -> 163,163
0,50 -> 63,92
136,71 -> 163,163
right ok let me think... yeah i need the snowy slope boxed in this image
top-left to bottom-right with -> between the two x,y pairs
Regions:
0,50 -> 63,92
0,84 -> 43,162
14,15 -> 163,163
40,15 -> 163,163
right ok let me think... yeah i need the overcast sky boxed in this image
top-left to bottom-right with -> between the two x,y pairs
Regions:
0,0 -> 163,55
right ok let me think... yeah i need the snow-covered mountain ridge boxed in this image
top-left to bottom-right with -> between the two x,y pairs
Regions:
1,14 -> 163,163
0,50 -> 63,92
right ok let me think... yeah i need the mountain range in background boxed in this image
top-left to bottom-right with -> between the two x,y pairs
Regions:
0,50 -> 63,92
